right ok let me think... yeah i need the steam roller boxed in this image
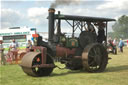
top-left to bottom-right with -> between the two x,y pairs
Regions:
19,7 -> 115,77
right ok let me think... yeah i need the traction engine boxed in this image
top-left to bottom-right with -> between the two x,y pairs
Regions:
20,8 -> 115,77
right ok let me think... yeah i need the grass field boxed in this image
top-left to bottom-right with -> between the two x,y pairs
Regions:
4,46 -> 26,51
0,47 -> 128,85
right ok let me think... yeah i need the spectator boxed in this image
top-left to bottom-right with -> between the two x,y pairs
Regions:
26,40 -> 32,49
113,38 -> 118,46
108,37 -> 114,48
0,40 -> 6,65
9,39 -> 19,64
26,40 -> 32,52
127,40 -> 128,47
118,38 -> 124,52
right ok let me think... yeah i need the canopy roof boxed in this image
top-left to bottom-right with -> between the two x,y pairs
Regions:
54,14 -> 116,22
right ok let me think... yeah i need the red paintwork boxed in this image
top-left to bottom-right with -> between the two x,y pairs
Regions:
56,45 -> 76,57
32,34 -> 39,37
31,46 -> 47,64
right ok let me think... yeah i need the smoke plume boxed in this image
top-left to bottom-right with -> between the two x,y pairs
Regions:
50,0 -> 81,8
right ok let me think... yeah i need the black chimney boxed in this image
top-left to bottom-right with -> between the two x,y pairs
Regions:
48,8 -> 55,43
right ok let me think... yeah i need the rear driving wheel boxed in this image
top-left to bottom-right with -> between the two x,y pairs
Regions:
82,43 -> 108,72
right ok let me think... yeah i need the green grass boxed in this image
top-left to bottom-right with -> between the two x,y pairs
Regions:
4,47 -> 26,51
18,46 -> 26,49
0,47 -> 128,85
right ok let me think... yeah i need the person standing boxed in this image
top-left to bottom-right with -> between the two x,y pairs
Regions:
9,39 -> 19,64
127,40 -> 128,47
96,22 -> 106,43
0,40 -> 6,65
112,38 -> 118,54
26,40 -> 32,52
118,38 -> 124,52
113,38 -> 118,46
26,40 -> 32,49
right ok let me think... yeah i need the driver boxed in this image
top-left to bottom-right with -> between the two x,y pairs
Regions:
96,22 -> 106,43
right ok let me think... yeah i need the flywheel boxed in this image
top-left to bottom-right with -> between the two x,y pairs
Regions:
79,31 -> 97,48
82,43 -> 108,72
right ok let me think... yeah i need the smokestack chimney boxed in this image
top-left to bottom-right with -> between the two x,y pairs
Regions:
48,8 -> 55,43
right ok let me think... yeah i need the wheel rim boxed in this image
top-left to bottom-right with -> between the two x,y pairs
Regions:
32,54 -> 42,76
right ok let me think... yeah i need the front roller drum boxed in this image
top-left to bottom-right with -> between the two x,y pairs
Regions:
20,52 -> 54,77
82,43 -> 108,72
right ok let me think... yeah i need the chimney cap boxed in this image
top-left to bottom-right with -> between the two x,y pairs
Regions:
48,8 -> 55,12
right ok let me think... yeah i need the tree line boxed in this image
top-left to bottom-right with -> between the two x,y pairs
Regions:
108,15 -> 128,39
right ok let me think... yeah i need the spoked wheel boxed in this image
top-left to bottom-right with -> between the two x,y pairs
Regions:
20,52 -> 54,77
82,43 -> 108,72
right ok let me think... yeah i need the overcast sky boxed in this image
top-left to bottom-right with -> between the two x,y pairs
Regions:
1,0 -> 128,32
